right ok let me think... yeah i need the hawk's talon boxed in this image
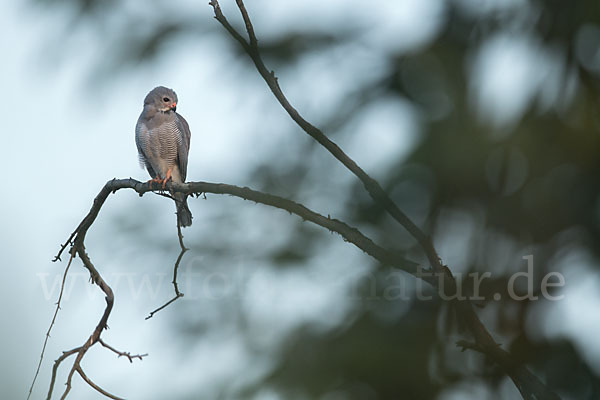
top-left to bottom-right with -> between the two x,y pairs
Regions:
147,177 -> 163,189
162,168 -> 173,190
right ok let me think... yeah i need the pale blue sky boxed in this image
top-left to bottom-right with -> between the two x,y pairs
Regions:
2,1 -> 597,399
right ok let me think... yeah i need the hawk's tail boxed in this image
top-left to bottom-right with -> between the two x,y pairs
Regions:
175,194 -> 193,227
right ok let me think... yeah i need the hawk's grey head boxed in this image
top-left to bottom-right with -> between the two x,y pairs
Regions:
144,86 -> 179,113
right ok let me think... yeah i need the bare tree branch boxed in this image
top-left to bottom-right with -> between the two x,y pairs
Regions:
76,367 -> 124,400
46,347 -> 81,400
207,2 -> 560,399
43,177 -> 423,399
209,0 -> 439,269
53,241 -> 115,400
45,179 -> 151,400
67,178 -> 421,276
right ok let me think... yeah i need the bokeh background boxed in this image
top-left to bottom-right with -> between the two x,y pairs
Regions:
2,0 -> 600,399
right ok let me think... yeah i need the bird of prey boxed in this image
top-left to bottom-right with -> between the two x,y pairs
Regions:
135,86 -> 193,227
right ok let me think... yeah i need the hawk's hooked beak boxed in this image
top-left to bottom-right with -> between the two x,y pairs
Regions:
170,102 -> 177,112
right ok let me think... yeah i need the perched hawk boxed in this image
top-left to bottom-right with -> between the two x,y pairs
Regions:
135,86 -> 192,227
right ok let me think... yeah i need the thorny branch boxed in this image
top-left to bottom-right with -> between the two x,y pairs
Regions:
208,1 -> 560,399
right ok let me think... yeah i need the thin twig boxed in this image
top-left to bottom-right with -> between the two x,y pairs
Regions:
53,232 -> 76,263
99,339 -> 148,363
235,0 -> 258,48
146,223 -> 188,319
145,294 -> 183,320
28,249 -> 76,400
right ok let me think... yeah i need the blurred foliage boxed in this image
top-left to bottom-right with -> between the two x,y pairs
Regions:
38,0 -> 600,399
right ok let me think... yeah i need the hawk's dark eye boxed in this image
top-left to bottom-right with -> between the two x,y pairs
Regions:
163,97 -> 170,102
